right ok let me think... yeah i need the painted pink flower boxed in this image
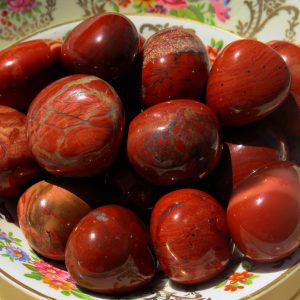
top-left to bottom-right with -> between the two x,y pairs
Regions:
33,261 -> 70,280
6,0 -> 37,13
210,0 -> 231,22
157,0 -> 187,9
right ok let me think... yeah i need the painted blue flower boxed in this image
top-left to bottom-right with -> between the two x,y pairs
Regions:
5,246 -> 30,262
0,231 -> 8,240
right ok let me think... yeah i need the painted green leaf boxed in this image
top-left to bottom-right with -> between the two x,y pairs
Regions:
241,278 -> 253,285
71,290 -> 93,300
26,10 -> 33,18
16,14 -> 21,22
215,40 -> 224,49
132,4 -> 144,13
24,272 -> 43,280
29,249 -> 41,261
110,2 -> 120,12
8,232 -> 13,237
1,253 -> 11,258
61,291 -> 71,296
172,8 -> 198,21
22,263 -> 37,272
0,0 -> 6,10
232,282 -> 239,287
205,16 -> 216,26
210,37 -> 216,47
33,7 -> 42,13
249,274 -> 259,279
187,5 -> 205,22
208,3 -> 215,13
14,241 -> 22,247
214,280 -> 227,288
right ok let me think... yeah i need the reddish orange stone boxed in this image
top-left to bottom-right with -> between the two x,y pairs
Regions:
151,189 -> 232,284
65,205 -> 156,293
18,179 -> 92,260
26,74 -> 124,177
0,39 -> 63,112
127,99 -> 222,186
206,40 -> 291,126
0,105 -> 41,198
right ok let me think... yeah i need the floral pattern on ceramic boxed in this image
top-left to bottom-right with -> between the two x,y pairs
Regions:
215,271 -> 260,292
78,0 -> 231,25
0,0 -> 56,41
235,0 -> 299,41
0,229 -> 93,299
0,226 -> 297,299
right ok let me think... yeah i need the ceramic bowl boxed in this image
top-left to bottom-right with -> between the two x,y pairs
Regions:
0,13 -> 300,300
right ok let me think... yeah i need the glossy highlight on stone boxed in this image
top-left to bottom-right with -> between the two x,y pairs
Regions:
206,39 -> 291,126
227,161 -> 300,262
127,99 -> 222,186
0,105 -> 42,198
142,27 -> 209,108
26,74 -> 124,177
150,188 -> 232,284
0,39 -> 63,112
267,40 -> 300,102
17,179 -> 92,260
210,120 -> 289,205
65,205 -> 156,293
62,13 -> 139,82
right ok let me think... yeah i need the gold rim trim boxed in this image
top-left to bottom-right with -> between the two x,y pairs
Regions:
0,267 -> 54,300
241,254 -> 300,299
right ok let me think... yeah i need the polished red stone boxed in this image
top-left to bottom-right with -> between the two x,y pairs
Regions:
142,27 -> 209,108
0,105 -> 42,198
127,99 -> 222,186
106,159 -> 161,216
17,179 -> 92,260
267,40 -> 300,102
62,13 -> 139,82
65,205 -> 156,293
0,39 -> 63,112
227,161 -> 300,262
26,74 -> 124,177
150,188 -> 232,284
267,42 -> 300,146
206,39 -> 291,126
210,120 -> 289,205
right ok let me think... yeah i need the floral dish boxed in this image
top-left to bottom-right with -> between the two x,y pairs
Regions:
0,14 -> 300,300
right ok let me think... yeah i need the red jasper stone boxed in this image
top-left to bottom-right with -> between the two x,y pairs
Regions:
65,205 -> 156,293
106,159 -> 161,216
0,105 -> 41,198
127,99 -> 222,186
142,27 -> 209,108
267,42 -> 300,142
26,74 -> 124,177
150,189 -> 232,284
0,39 -> 63,112
62,13 -> 139,82
227,161 -> 300,262
210,120 -> 289,205
206,39 -> 291,126
17,179 -> 93,260
267,40 -> 300,102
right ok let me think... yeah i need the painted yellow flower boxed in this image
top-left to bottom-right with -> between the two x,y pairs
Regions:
43,277 -> 75,291
134,0 -> 157,8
